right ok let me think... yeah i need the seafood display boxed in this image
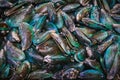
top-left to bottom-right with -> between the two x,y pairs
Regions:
0,0 -> 120,80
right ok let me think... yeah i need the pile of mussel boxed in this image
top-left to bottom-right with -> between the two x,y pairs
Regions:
0,0 -> 120,80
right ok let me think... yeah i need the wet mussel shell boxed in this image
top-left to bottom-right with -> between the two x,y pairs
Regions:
0,0 -> 120,80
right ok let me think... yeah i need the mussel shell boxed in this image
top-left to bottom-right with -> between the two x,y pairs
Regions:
78,69 -> 104,80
